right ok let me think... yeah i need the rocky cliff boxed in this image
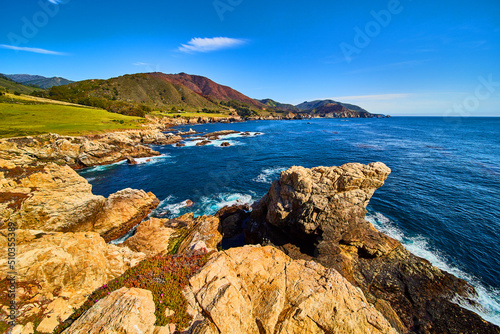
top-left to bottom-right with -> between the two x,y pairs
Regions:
1,131 -> 498,334
247,163 -> 500,333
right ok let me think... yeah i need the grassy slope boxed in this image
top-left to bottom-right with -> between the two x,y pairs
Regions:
0,76 -> 42,94
0,94 -> 144,138
45,73 -> 221,113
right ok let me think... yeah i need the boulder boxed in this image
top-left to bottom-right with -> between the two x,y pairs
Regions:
124,213 -> 222,256
196,140 -> 211,146
248,163 -> 500,333
0,132 -> 161,169
60,287 -> 170,334
0,163 -> 159,241
91,188 -> 160,242
0,230 -> 145,333
221,142 -> 231,147
183,245 -> 397,334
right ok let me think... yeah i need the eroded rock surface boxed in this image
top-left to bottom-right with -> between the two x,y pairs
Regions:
124,213 -> 222,256
247,163 -> 500,333
61,287 -> 166,334
0,163 -> 158,241
0,230 -> 145,333
0,131 -> 173,169
183,245 -> 397,334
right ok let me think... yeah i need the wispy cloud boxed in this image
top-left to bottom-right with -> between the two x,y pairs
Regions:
178,37 -> 247,53
0,44 -> 67,55
48,0 -> 63,4
133,62 -> 151,66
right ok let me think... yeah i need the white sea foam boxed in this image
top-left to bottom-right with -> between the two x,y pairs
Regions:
134,154 -> 171,164
366,211 -> 500,326
196,193 -> 255,216
82,160 -> 127,172
109,223 -> 139,245
253,167 -> 287,184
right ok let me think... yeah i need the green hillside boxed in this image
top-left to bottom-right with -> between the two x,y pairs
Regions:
0,74 -> 42,94
36,73 -> 227,117
0,93 -> 144,138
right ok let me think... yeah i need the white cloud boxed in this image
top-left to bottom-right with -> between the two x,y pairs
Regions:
0,44 -> 67,55
178,37 -> 246,53
48,0 -> 63,4
133,62 -> 151,66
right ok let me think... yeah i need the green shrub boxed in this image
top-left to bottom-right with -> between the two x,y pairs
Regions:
54,250 -> 211,333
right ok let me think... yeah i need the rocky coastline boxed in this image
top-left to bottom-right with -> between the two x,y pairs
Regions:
1,127 -> 499,334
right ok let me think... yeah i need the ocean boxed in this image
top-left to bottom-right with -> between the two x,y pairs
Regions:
78,117 -> 500,324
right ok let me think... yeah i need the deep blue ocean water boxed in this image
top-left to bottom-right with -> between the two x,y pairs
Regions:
79,117 -> 500,324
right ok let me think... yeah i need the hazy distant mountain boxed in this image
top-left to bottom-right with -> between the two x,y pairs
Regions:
4,74 -> 73,89
258,99 -> 299,112
296,100 -> 369,113
259,98 -> 381,118
0,74 -> 41,94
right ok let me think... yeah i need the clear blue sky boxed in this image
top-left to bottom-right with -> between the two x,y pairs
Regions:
1,0 -> 499,116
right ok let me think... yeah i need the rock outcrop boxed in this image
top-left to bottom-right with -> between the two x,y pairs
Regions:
183,245 -> 397,334
0,163 -> 159,241
247,163 -> 500,333
0,130 -> 180,169
60,287 -> 173,334
123,213 -> 222,256
0,230 -> 145,333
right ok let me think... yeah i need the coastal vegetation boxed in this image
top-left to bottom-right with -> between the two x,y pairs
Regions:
54,251 -> 212,333
0,93 -> 144,138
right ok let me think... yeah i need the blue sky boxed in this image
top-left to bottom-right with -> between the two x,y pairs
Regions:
1,0 -> 499,116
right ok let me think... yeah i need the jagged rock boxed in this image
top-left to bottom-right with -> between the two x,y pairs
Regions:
183,245 -> 397,334
0,132 -> 161,169
91,188 -> 160,242
248,163 -> 500,333
0,163 -> 159,241
123,217 -> 178,256
215,204 -> 250,239
61,287 -> 164,334
126,156 -> 137,165
0,230 -> 145,333
123,213 -> 222,256
196,140 -> 211,146
202,130 -> 239,139
220,142 -> 231,147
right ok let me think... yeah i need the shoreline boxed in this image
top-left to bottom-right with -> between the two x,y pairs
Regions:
1,119 -> 499,333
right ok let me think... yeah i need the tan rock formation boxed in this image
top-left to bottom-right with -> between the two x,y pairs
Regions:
0,230 -> 145,333
0,163 -> 158,241
0,130 -> 177,169
183,245 -> 397,334
248,163 -> 500,333
61,288 -> 161,334
123,213 -> 222,256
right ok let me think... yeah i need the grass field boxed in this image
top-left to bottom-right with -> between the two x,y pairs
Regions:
0,101 -> 144,138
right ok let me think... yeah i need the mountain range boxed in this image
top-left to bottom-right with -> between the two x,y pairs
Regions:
3,74 -> 73,89
2,71 -> 385,118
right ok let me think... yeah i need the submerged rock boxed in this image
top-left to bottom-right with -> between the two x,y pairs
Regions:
196,140 -> 211,146
247,163 -> 500,333
183,245 -> 397,334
